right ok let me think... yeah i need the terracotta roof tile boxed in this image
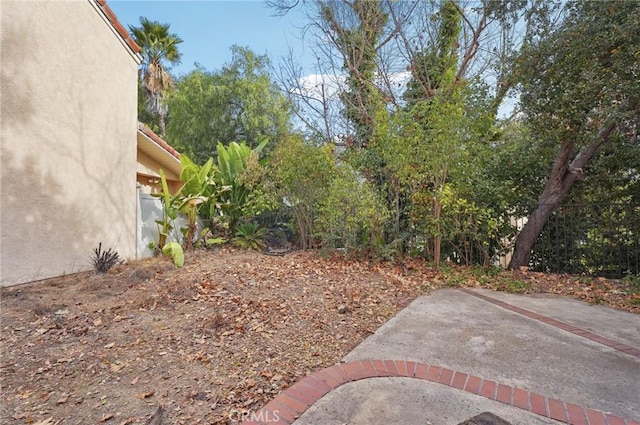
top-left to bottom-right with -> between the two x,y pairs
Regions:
94,0 -> 141,54
138,122 -> 181,160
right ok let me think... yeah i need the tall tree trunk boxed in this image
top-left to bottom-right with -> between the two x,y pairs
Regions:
158,113 -> 167,138
433,195 -> 442,266
508,122 -> 616,269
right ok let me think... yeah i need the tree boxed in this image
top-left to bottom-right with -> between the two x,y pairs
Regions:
267,0 -> 569,264
271,0 -> 552,142
319,0 -> 389,147
166,47 -> 292,165
129,17 -> 183,137
403,0 -> 461,105
508,1 -> 640,269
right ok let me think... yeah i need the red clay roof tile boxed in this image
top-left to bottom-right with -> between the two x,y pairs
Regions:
94,0 -> 141,54
138,122 -> 181,160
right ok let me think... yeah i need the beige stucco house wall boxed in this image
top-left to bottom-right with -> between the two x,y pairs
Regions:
1,0 -> 142,286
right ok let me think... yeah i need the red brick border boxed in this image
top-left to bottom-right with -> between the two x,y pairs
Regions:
459,288 -> 640,359
241,359 -> 638,425
241,290 -> 640,424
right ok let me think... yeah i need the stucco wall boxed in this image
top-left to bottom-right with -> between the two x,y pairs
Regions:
1,1 -> 140,286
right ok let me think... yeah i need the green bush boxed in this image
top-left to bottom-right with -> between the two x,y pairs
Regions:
267,136 -> 337,249
316,165 -> 389,256
232,222 -> 267,250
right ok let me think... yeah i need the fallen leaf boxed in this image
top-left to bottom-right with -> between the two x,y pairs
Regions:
110,362 -> 127,373
100,413 -> 114,422
139,390 -> 155,399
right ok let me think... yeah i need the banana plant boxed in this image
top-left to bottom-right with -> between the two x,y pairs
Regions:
176,154 -> 224,250
154,169 -> 184,250
216,139 -> 268,232
176,195 -> 207,251
154,154 -> 223,255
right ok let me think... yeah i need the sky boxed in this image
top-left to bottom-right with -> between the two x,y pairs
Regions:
108,0 -> 311,78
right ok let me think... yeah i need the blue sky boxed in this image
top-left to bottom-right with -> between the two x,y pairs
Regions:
109,0 -> 310,77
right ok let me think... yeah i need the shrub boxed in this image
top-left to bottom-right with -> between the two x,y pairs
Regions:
232,222 -> 267,250
91,243 -> 120,273
316,165 -> 389,256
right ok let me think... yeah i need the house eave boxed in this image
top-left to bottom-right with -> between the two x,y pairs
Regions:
137,127 -> 182,179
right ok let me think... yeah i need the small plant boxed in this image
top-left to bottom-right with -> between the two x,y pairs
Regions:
232,222 -> 266,250
196,226 -> 227,249
162,242 -> 184,268
621,273 -> 640,291
501,277 -> 531,293
91,242 -> 120,273
445,274 -> 467,287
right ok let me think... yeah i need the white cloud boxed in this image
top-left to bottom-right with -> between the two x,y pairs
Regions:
295,70 -> 411,103
294,73 -> 345,100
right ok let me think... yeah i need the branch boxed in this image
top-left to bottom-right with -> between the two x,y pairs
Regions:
569,120 -> 617,170
451,4 -> 488,92
265,0 -> 300,17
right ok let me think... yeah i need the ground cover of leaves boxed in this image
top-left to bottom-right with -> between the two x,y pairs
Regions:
1,249 -> 638,424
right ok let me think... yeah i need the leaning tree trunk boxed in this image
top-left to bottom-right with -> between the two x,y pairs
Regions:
508,122 -> 616,270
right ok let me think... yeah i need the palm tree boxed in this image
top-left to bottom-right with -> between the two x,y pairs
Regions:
129,17 -> 183,137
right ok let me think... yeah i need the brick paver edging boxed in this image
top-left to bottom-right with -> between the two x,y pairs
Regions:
459,288 -> 640,359
241,359 -> 639,425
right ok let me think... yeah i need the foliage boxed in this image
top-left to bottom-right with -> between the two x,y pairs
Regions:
166,47 -> 292,164
267,135 -> 337,249
316,165 -> 389,255
365,80 -> 498,265
153,155 -> 224,253
129,17 -> 183,136
495,276 -> 531,294
320,0 -> 388,147
438,186 -> 501,267
484,120 -> 550,209
232,222 -> 267,250
403,0 -> 461,105
91,243 -> 120,273
162,242 -> 184,268
134,0 -> 639,278
215,140 -> 270,233
508,0 -> 640,269
176,155 -> 215,250
153,169 -> 182,251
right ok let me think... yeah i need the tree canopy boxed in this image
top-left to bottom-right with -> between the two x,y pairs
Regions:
508,0 -> 640,268
166,46 -> 292,165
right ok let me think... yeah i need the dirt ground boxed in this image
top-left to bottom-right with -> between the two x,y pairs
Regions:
1,249 -> 638,425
